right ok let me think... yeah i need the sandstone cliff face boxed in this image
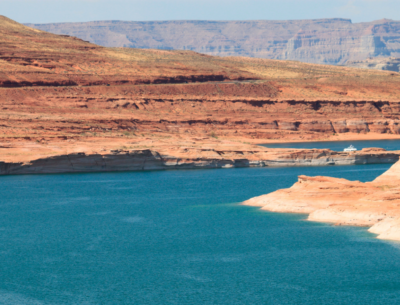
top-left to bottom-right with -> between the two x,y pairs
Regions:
1,148 -> 399,175
243,160 -> 400,241
26,18 -> 400,65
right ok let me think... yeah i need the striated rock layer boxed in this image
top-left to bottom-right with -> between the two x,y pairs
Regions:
1,147 -> 399,175
26,18 -> 400,65
3,16 -> 400,169
244,160 -> 400,241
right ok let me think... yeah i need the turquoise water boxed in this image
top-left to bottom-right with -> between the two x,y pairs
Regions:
1,163 -> 400,304
262,139 -> 400,151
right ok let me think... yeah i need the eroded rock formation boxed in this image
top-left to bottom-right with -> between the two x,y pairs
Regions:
244,160 -> 400,241
27,18 -> 400,65
1,147 -> 399,175
2,16 -> 400,170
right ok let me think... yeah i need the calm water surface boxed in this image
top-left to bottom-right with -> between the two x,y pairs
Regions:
1,162 -> 400,304
262,139 -> 400,151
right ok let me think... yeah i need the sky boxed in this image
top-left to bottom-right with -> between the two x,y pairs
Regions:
1,0 -> 399,24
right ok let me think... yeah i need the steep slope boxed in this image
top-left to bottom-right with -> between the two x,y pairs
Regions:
26,18 -> 400,65
0,16 -> 257,87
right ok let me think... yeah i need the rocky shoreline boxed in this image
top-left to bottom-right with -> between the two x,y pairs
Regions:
1,148 -> 399,175
243,159 -> 400,241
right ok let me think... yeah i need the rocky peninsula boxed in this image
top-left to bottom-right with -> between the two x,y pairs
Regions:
244,160 -> 400,241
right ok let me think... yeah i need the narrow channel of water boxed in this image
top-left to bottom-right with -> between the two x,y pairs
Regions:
1,163 -> 400,304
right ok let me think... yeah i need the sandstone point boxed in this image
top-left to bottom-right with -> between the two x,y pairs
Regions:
243,160 -> 400,242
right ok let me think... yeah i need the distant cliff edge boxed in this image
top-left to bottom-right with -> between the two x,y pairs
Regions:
26,18 -> 400,65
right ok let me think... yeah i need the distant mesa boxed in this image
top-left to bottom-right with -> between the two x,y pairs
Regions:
26,18 -> 400,66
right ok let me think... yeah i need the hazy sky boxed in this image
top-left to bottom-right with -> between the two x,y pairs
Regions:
1,0 -> 399,24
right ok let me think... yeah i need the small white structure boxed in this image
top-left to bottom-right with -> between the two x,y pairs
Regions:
344,145 -> 357,152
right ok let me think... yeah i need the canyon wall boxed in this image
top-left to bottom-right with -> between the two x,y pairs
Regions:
4,80 -> 400,143
1,148 -> 399,175
3,16 -> 400,169
26,18 -> 400,65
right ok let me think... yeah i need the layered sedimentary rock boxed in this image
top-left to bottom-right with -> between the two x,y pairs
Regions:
26,18 -> 400,65
244,160 -> 400,241
3,16 -> 400,171
1,147 -> 399,175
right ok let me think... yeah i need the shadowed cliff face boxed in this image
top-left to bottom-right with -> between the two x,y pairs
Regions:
26,18 -> 400,65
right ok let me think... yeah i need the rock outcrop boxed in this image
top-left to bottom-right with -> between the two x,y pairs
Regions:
243,160 -> 400,241
26,18 -> 400,65
1,148 -> 399,175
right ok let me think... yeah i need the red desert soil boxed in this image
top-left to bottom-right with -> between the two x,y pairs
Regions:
1,16 -> 400,166
244,160 -> 400,242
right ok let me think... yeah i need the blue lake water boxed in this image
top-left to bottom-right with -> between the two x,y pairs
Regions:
1,160 -> 400,303
261,139 -> 400,151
